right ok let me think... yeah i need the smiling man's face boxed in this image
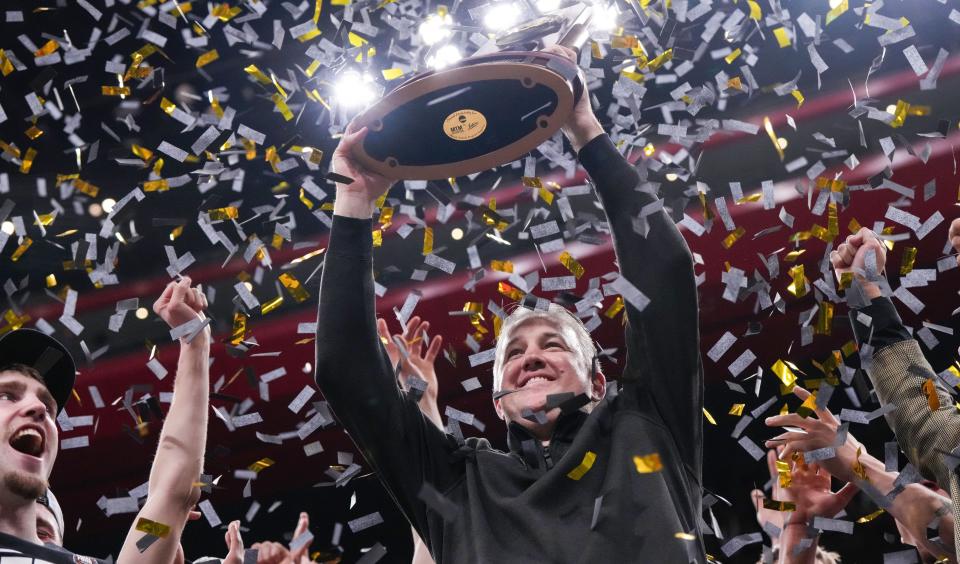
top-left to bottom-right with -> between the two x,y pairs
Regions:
494,318 -> 603,435
0,370 -> 59,502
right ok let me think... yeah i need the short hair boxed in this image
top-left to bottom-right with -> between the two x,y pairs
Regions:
492,304 -> 598,391
0,363 -> 46,387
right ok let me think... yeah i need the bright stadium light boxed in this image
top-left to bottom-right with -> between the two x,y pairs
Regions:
591,3 -> 619,32
484,3 -> 521,32
334,71 -> 377,109
428,44 -> 463,69
419,12 -> 454,45
536,0 -> 560,12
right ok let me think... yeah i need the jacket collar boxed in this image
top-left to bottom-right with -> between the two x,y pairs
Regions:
506,409 -> 589,467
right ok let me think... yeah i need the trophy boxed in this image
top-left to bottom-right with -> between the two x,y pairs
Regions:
349,5 -> 592,180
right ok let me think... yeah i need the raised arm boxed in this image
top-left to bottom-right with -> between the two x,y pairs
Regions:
314,127 -> 459,541
832,229 -> 960,487
118,278 -> 210,564
548,46 -> 701,470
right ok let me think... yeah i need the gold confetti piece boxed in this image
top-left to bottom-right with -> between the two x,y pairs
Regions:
642,49 -> 673,72
642,143 -> 655,157
900,247 -> 917,275
10,237 -> 33,262
559,251 -> 585,279
211,2 -> 242,21
195,49 -> 219,68
702,407 -> 717,426
763,117 -> 785,161
102,85 -> 131,97
45,274 -> 57,288
230,312 -> 246,345
378,206 -> 393,228
372,229 -> 382,247
922,379 -> 941,411
207,207 -> 239,221
75,179 -> 99,198
261,295 -> 284,315
776,459 -> 792,488
25,126 -> 43,140
480,207 -> 509,231
720,227 -> 746,249
762,499 -> 796,512
815,302 -> 834,336
279,273 -> 310,303
20,147 -> 37,174
132,144 -> 155,162
726,76 -> 744,91
490,260 -> 513,273
787,264 -> 807,297
306,147 -> 324,165
773,27 -> 791,48
747,0 -> 762,20
604,296 -> 625,319
795,392 -> 819,418
497,282 -> 524,301
724,48 -> 742,64
34,39 -> 60,57
538,186 -> 554,205
784,249 -> 805,262
381,67 -> 404,80
729,403 -> 745,416
422,227 -> 434,256
159,98 -> 177,116
244,64 -> 272,84
633,453 -> 663,473
298,188 -> 314,210
790,89 -> 804,108
675,532 -> 696,541
816,177 -> 847,192
771,360 -> 798,388
852,446 -> 868,481
271,93 -> 294,121
610,34 -> 639,49
0,49 -> 14,76
856,508 -> 886,523
135,517 -> 171,538
826,0 -> 848,25
143,179 -> 169,192
34,213 -> 56,227
522,176 -> 543,189
566,451 -> 597,480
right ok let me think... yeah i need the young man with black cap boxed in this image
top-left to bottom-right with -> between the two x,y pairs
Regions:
0,327 -> 103,562
1,277 -> 212,563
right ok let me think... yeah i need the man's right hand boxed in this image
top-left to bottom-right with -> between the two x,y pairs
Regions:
331,123 -> 395,219
829,227 -> 886,300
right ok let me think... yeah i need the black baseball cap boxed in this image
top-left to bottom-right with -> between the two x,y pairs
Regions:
0,329 -> 76,414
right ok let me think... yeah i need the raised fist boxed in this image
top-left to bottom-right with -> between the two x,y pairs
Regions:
829,227 -> 886,299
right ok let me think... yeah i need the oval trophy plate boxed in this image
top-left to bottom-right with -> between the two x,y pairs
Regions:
350,51 -> 580,180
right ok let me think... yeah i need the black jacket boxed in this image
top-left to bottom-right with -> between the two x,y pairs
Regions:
315,134 -> 705,563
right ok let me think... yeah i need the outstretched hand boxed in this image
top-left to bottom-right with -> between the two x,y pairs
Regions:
331,122 -> 394,219
378,315 -> 443,427
153,276 -> 210,342
763,386 -> 865,484
250,512 -> 313,564
829,227 -> 886,299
